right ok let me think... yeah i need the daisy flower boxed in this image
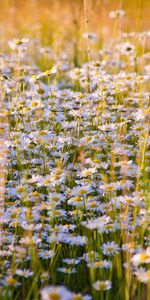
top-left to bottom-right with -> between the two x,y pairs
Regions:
8,38 -> 29,51
102,241 -> 120,256
131,248 -> 150,266
40,285 -> 73,300
93,280 -> 112,291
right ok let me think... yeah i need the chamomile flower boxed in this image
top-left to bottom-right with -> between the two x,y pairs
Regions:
102,241 -> 120,256
38,250 -> 55,260
93,280 -> 112,291
116,42 -> 135,56
15,268 -> 33,278
71,185 -> 93,196
131,249 -> 150,266
40,285 -> 73,300
57,267 -> 76,274
134,268 -> 150,283
4,276 -> 20,287
73,294 -> 92,300
87,260 -> 111,269
8,38 -> 29,51
62,258 -> 81,265
109,10 -> 125,19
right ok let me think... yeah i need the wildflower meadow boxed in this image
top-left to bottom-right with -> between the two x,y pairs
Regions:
0,1 -> 150,299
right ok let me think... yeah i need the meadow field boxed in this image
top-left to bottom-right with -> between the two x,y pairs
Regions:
0,0 -> 150,299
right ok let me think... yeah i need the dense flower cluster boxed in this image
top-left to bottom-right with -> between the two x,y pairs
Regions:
0,24 -> 149,300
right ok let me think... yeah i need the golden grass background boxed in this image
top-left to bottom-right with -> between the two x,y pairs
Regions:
0,0 -> 149,53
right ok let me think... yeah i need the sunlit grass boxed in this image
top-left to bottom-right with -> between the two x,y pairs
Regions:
0,1 -> 150,300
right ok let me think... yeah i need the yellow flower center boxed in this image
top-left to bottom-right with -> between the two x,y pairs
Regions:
98,282 -> 107,289
53,210 -> 61,216
48,292 -> 60,300
89,202 -> 98,208
140,254 -> 150,262
105,186 -> 114,192
43,179 -> 50,185
6,277 -> 17,285
28,143 -> 35,149
95,261 -> 103,267
41,204 -> 47,210
16,187 -> 25,193
78,189 -> 87,195
32,191 -> 40,197
55,169 -> 62,175
31,101 -> 38,107
105,224 -> 113,229
38,131 -> 46,136
73,295 -> 83,300
83,170 -> 91,176
43,253 -> 49,257
146,271 -> 150,279
73,196 -> 82,202
52,196 -> 60,202
106,246 -> 113,252
16,40 -> 23,45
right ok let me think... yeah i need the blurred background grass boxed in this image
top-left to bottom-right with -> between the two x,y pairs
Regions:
0,0 -> 149,65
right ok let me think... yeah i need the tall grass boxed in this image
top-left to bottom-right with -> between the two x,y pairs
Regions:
0,1 -> 150,299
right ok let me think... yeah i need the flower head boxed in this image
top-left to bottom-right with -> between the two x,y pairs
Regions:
93,280 -> 112,291
8,38 -> 29,51
40,285 -> 73,300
